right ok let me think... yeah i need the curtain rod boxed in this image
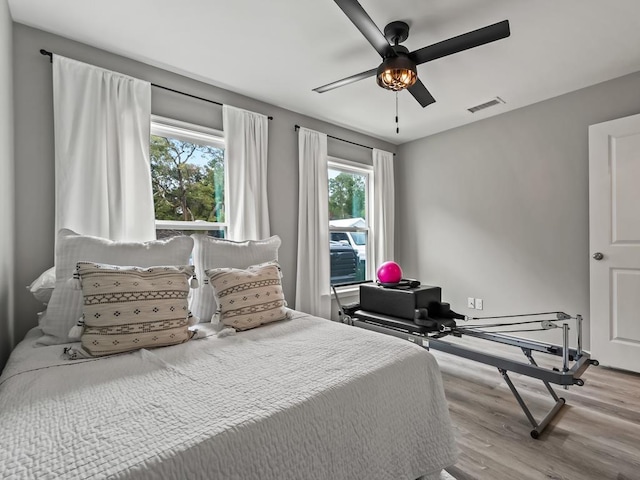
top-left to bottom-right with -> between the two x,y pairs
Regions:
39,49 -> 273,120
294,125 -> 395,156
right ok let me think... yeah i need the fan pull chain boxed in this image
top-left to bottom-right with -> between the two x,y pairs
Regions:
395,91 -> 399,134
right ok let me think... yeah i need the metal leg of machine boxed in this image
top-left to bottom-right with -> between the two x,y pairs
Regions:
498,367 -> 565,439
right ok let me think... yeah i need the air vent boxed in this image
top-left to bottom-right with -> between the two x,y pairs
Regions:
467,96 -> 505,113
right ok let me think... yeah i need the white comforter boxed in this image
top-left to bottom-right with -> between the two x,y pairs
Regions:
0,312 -> 457,480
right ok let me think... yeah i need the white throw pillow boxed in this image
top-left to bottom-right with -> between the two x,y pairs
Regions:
37,229 -> 194,346
190,234 -> 281,322
27,266 -> 56,304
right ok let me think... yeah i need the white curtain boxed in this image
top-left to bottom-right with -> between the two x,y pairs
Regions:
223,105 -> 270,240
53,55 -> 155,243
295,128 -> 331,318
372,149 -> 395,266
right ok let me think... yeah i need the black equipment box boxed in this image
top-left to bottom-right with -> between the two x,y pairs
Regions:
359,283 -> 442,321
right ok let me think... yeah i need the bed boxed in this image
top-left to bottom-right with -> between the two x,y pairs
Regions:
0,310 -> 458,480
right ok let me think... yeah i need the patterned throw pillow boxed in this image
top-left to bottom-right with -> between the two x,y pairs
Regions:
39,229 -> 194,346
205,262 -> 289,331
190,235 -> 281,323
74,262 -> 197,356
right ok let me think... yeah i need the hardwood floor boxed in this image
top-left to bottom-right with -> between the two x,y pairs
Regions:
432,337 -> 640,480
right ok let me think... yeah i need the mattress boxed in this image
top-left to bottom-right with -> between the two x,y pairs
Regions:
0,311 -> 458,480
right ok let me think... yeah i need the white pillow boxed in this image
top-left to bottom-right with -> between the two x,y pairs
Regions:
27,266 -> 56,304
190,234 -> 281,323
37,229 -> 194,346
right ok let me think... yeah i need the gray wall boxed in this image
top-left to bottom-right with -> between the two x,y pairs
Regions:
0,0 -> 15,369
12,23 -> 396,347
396,70 -> 640,348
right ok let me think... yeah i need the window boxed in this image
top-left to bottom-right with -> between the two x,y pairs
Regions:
150,116 -> 227,239
328,159 -> 373,286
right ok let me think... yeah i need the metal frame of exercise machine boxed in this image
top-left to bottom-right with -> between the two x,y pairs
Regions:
333,289 -> 598,439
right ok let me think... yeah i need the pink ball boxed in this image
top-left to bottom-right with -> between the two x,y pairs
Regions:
376,261 -> 403,284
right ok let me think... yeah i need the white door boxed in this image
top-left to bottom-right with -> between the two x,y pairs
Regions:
589,113 -> 640,372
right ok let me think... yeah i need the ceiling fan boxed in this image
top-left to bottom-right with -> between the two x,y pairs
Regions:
314,0 -> 511,108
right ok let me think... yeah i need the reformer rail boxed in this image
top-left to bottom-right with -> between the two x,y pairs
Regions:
339,305 -> 598,439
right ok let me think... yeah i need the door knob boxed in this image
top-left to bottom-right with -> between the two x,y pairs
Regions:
592,252 -> 604,261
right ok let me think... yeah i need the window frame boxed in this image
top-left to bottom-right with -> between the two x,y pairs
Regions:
150,115 -> 227,234
328,157 -> 374,283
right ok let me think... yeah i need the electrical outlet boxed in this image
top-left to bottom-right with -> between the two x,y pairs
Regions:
467,297 -> 475,309
475,298 -> 483,310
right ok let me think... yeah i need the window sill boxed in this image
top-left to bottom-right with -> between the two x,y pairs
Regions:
331,283 -> 366,298
155,220 -> 226,231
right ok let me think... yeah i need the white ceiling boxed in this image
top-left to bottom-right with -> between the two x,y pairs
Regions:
9,0 -> 640,144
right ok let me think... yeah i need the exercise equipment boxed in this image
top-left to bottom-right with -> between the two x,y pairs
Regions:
332,284 -> 599,439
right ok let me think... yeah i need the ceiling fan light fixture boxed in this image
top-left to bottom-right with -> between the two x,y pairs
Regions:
376,56 -> 417,91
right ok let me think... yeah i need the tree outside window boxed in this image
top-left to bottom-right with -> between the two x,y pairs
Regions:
150,135 -> 225,223
329,172 -> 365,220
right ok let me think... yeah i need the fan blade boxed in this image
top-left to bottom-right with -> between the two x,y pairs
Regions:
409,20 -> 510,66
407,79 -> 436,108
313,68 -> 377,93
334,0 -> 394,58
